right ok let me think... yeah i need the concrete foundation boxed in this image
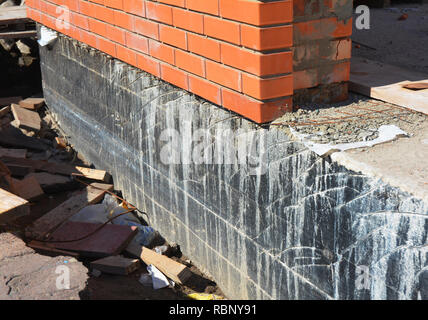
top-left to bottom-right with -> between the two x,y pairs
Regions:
39,33 -> 428,300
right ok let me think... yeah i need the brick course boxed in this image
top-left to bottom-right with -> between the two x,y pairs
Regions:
26,0 -> 352,123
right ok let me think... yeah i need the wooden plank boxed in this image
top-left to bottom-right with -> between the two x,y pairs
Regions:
126,240 -> 192,284
26,172 -> 75,193
90,256 -> 140,275
0,96 -> 21,107
350,57 -> 428,115
25,183 -> 113,240
11,104 -> 41,132
19,98 -> 45,110
6,164 -> 32,177
0,156 -> 111,182
48,222 -> 138,258
0,126 -> 46,151
9,175 -> 44,201
0,6 -> 28,25
28,240 -> 80,258
0,187 -> 29,224
0,106 -> 10,117
0,147 -> 26,158
0,30 -> 37,39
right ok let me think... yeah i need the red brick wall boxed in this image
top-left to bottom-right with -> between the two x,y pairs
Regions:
26,0 -> 352,123
293,0 -> 352,96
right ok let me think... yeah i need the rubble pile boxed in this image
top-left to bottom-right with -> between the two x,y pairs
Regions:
0,97 -> 224,300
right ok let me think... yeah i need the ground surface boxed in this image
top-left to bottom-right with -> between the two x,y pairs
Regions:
352,3 -> 428,74
0,232 -> 88,299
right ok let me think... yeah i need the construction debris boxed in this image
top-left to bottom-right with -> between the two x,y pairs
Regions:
126,241 -> 193,285
19,97 -> 45,110
0,91 -> 223,300
48,221 -> 138,258
0,187 -> 29,223
11,103 -> 41,132
90,255 -> 140,275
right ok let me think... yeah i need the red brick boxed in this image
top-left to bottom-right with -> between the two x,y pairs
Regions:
205,60 -> 241,92
145,1 -> 173,25
88,17 -> 107,37
219,0 -> 293,26
114,10 -> 134,30
222,88 -> 292,123
94,5 -> 115,22
187,33 -> 220,62
294,69 -> 318,90
123,0 -> 145,16
134,17 -> 159,40
148,39 -> 174,64
221,43 -> 292,76
188,75 -> 222,105
175,50 -> 205,77
186,0 -> 219,15
242,74 -> 293,100
126,32 -> 149,53
160,64 -> 188,90
204,15 -> 240,45
158,0 -> 185,7
106,24 -> 126,45
116,44 -> 137,66
159,24 -> 187,50
72,12 -> 89,29
79,28 -> 97,48
324,61 -> 350,84
136,53 -> 161,77
172,7 -> 204,34
241,25 -> 293,51
294,17 -> 353,45
105,0 -> 123,10
95,36 -> 116,56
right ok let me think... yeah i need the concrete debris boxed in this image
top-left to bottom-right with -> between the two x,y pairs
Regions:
274,93 -> 426,146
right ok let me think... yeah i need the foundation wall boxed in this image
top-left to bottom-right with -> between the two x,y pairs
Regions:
39,33 -> 428,300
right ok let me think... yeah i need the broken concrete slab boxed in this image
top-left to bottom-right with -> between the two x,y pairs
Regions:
90,255 -> 140,275
49,221 -> 138,258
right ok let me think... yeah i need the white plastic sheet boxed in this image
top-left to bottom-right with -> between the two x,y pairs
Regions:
38,26 -> 58,47
290,125 -> 409,157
